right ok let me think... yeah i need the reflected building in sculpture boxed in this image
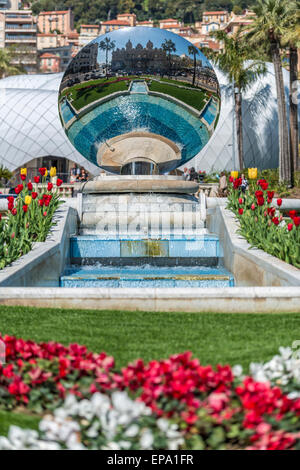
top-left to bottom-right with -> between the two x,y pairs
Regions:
58,27 -> 221,175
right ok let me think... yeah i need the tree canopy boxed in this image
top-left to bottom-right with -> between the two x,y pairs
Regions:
28,0 -> 257,27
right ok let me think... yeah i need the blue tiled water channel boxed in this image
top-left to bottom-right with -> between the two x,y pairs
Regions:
60,235 -> 234,288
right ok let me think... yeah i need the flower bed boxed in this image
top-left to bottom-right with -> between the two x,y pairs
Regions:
0,167 -> 63,270
0,334 -> 300,450
227,176 -> 300,268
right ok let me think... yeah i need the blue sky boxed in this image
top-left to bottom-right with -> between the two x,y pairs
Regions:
91,27 -> 213,69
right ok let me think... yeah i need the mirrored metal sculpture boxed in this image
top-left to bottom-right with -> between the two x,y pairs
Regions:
58,27 -> 221,175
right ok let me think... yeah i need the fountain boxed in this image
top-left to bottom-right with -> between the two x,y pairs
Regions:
58,27 -> 234,288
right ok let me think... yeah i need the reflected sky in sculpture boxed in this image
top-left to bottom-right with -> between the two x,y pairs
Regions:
59,27 -> 220,174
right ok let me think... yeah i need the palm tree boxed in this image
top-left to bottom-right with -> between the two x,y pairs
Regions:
99,37 -> 116,79
282,2 -> 300,179
188,45 -> 199,86
0,48 -> 23,79
211,29 -> 266,171
161,39 -> 176,75
246,0 -> 294,184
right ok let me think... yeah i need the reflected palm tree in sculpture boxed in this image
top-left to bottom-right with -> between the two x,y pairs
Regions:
161,39 -> 176,75
99,37 -> 116,79
188,45 -> 199,86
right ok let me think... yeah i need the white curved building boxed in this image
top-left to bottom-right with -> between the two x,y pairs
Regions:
0,73 -> 99,176
0,65 -> 297,175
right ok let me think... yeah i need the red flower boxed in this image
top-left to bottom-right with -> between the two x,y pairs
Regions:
38,167 -> 47,177
20,174 -> 26,181
38,199 -> 44,207
272,217 -> 280,226
251,204 -> 256,210
289,210 -> 297,220
31,191 -> 38,200
233,178 -> 242,189
0,213 -> 2,221
267,191 -> 274,200
47,182 -> 53,191
56,178 -> 63,187
294,217 -> 300,227
239,198 -> 243,204
277,199 -> 282,207
43,211 -> 47,217
7,196 -> 14,204
11,208 -> 17,216
8,201 -> 14,211
258,179 -> 269,190
257,196 -> 264,206
238,208 -> 244,215
22,205 -> 28,213
255,190 -> 264,198
11,232 -> 15,239
34,176 -> 40,184
229,176 -> 234,183
287,223 -> 293,232
27,182 -> 33,191
15,184 -> 23,195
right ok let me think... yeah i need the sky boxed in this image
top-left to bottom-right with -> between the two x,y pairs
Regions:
91,27 -> 213,69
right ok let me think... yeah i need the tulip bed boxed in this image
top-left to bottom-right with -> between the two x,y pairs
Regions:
227,177 -> 300,268
0,168 -> 63,270
0,333 -> 300,450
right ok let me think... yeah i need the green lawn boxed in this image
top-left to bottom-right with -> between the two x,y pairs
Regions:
0,306 -> 298,370
148,80 -> 207,111
0,410 -> 40,436
70,80 -> 128,110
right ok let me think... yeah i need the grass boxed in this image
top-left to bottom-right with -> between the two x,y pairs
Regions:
148,80 -> 207,111
0,306 -> 299,370
0,409 -> 40,435
70,80 -> 128,110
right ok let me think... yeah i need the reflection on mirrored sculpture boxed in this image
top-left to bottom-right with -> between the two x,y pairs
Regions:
58,27 -> 221,175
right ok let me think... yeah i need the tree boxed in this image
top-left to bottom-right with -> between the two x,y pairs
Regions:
188,45 -> 199,86
99,37 -> 116,78
246,0 -> 294,184
0,48 -> 23,79
282,1 -> 300,180
211,29 -> 266,171
161,39 -> 176,74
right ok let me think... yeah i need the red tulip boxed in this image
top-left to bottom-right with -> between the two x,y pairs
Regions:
47,182 -> 53,191
56,178 -> 63,187
289,210 -> 297,220
39,167 -> 47,177
34,176 -> 40,184
272,217 -> 280,226
11,232 -> 15,239
7,196 -> 14,203
11,208 -> 17,216
38,199 -> 44,207
43,211 -> 47,217
31,191 -> 38,200
27,182 -> 33,191
277,199 -> 282,207
287,223 -> 293,232
255,190 -> 264,198
257,196 -> 264,206
8,201 -> 14,211
20,174 -> 26,181
251,203 -> 256,210
238,208 -> 244,215
22,205 -> 28,213
238,198 -> 243,204
0,213 -> 2,221
294,217 -> 300,227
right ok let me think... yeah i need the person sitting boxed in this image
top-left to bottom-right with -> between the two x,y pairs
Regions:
78,168 -> 88,182
219,172 -> 228,197
188,167 -> 199,182
241,173 -> 248,193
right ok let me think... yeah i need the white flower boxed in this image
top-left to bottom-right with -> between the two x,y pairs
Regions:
232,365 -> 243,377
140,430 -> 154,449
124,424 -> 139,438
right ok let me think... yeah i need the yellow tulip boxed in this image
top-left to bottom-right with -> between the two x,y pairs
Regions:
231,171 -> 239,179
44,169 -> 48,177
20,168 -> 27,176
50,167 -> 57,178
24,195 -> 32,205
248,168 -> 258,180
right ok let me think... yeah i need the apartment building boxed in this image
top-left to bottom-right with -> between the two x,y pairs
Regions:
79,24 -> 99,48
37,9 -> 74,35
99,18 -> 131,35
0,7 -> 37,73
